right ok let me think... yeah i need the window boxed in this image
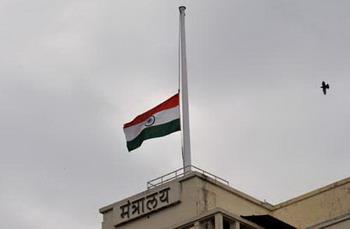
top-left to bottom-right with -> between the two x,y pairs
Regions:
223,219 -> 231,229
240,224 -> 255,229
178,224 -> 194,229
200,218 -> 215,229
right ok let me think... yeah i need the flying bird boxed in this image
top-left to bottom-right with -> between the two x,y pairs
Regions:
321,81 -> 330,95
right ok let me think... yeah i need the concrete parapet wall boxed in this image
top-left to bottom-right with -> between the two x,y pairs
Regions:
100,172 -> 350,229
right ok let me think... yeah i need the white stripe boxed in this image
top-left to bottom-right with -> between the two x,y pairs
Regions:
124,106 -> 180,141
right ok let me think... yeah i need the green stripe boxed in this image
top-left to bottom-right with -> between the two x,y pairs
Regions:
127,119 -> 180,151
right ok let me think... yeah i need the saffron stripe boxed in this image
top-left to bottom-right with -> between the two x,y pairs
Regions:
123,93 -> 179,128
126,119 -> 180,151
124,106 -> 179,142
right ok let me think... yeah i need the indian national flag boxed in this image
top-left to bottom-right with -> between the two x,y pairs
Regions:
123,93 -> 180,151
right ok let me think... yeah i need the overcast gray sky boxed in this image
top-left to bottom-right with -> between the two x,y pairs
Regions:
1,1 -> 350,228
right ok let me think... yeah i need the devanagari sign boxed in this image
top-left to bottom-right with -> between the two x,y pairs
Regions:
113,182 -> 180,225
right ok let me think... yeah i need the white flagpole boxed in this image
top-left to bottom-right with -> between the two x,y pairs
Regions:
179,6 -> 192,172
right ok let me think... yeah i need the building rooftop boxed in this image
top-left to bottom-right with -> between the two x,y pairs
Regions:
99,166 -> 350,229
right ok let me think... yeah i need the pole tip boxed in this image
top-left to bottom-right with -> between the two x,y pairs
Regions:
179,6 -> 186,12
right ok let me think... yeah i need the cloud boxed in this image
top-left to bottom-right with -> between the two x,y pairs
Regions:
1,1 -> 350,228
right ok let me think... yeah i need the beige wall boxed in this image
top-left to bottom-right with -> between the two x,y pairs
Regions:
324,219 -> 350,229
100,173 -> 350,229
194,176 -> 269,217
100,173 -> 270,229
101,177 -> 200,229
272,178 -> 350,229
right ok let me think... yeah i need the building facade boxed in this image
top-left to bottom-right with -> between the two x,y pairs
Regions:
99,167 -> 350,229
